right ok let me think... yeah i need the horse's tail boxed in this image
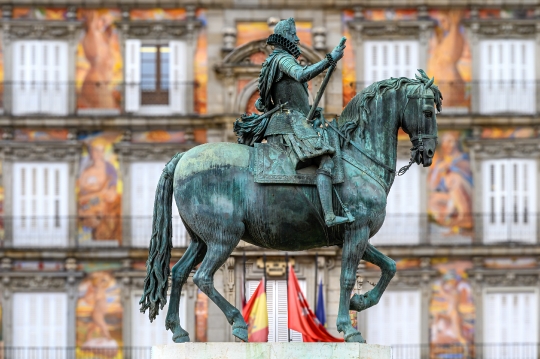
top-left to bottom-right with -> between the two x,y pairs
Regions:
140,152 -> 184,322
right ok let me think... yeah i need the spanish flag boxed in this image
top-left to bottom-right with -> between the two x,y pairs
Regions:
242,279 -> 269,342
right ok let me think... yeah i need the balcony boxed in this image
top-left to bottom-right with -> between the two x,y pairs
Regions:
1,214 -> 539,249
350,80 -> 538,116
0,81 -> 198,117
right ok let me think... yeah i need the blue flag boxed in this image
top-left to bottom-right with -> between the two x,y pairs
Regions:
315,279 -> 326,326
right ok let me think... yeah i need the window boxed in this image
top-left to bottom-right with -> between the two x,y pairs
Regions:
364,41 -> 419,87
12,40 -> 68,115
246,279 -> 306,342
131,291 -> 186,351
482,159 -> 537,243
125,40 -> 187,114
13,162 -> 69,247
130,162 -> 189,247
13,292 -> 68,358
366,290 -> 421,359
479,40 -> 536,114
483,290 -> 538,359
371,159 -> 421,245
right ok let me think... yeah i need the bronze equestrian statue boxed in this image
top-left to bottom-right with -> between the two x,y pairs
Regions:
140,18 -> 441,344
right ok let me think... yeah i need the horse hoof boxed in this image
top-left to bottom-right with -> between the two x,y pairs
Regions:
232,327 -> 248,342
173,333 -> 190,343
344,331 -> 366,343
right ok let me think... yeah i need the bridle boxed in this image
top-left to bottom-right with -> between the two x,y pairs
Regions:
397,90 -> 438,176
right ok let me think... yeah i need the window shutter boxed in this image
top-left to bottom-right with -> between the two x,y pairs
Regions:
480,40 -> 535,114
275,280 -> 289,342
13,162 -> 69,247
130,162 -> 188,247
13,41 -> 42,115
169,41 -> 188,114
41,41 -> 68,115
364,41 -> 419,88
125,39 -> 141,112
366,290 -> 421,359
372,160 -> 420,245
484,290 -> 538,358
13,292 -> 68,357
482,159 -> 536,243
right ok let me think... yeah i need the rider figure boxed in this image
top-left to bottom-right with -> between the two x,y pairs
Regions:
256,18 -> 349,227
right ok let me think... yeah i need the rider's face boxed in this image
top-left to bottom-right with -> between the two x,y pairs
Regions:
285,27 -> 300,45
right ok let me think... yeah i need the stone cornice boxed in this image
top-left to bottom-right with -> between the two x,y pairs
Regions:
114,141 -> 198,161
360,268 -> 438,287
0,140 -> 82,162
464,18 -> 540,38
1,20 -> 82,41
116,19 -> 201,40
347,19 -> 435,39
467,138 -> 540,158
468,268 -> 540,286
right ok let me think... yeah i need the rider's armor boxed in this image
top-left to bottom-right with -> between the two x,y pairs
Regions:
256,18 -> 350,227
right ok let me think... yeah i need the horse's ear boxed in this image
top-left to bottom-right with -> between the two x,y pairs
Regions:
425,77 -> 434,89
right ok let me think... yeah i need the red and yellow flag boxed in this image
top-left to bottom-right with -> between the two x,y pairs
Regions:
242,279 -> 269,342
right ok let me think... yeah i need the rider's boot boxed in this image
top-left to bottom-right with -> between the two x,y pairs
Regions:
316,169 -> 349,227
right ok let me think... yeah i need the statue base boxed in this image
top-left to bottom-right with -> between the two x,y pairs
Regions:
152,342 -> 391,359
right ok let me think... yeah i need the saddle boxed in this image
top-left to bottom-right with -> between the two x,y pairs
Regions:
252,123 -> 345,185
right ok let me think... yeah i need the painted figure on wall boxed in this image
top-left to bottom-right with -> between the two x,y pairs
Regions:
430,260 -> 475,358
77,10 -> 122,109
77,271 -> 122,358
77,134 -> 122,243
428,131 -> 473,240
428,10 -> 470,109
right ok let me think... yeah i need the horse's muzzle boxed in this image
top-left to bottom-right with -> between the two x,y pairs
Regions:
412,139 -> 436,167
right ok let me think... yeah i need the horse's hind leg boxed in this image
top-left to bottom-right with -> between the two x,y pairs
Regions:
166,240 -> 207,343
193,236 -> 248,342
350,243 -> 396,312
337,227 -> 369,343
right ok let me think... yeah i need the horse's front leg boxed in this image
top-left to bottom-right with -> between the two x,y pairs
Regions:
337,227 -> 369,343
350,243 -> 396,312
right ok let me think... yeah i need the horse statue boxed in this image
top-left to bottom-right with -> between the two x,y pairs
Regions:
140,70 -> 441,343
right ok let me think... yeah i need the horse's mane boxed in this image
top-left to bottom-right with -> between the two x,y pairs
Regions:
339,70 -> 443,141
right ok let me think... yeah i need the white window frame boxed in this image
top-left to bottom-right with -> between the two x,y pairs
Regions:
12,162 -> 69,247
130,161 -> 189,248
482,158 -> 537,244
479,39 -> 536,115
364,40 -> 419,87
131,290 -> 186,350
12,40 -> 69,116
13,292 -> 68,358
366,290 -> 421,359
124,39 -> 188,115
483,287 -> 539,359
371,159 -> 421,245
247,279 -> 306,342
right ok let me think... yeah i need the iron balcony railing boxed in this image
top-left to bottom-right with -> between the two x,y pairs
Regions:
1,344 -> 540,359
0,214 -> 540,248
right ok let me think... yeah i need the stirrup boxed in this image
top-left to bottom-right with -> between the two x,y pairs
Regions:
325,214 -> 350,227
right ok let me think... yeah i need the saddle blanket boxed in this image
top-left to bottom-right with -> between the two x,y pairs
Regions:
252,142 -> 345,185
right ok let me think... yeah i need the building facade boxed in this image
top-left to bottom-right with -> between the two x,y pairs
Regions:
0,1 -> 539,358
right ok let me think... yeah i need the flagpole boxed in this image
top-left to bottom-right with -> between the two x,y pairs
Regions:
314,252 -> 318,309
263,254 -> 267,293
285,253 -> 290,343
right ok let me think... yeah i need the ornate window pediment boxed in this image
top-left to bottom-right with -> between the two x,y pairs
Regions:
1,20 -> 82,41
0,140 -> 82,162
464,19 -> 540,38
467,138 -> 540,159
347,19 -> 434,40
116,19 -> 201,40
468,268 -> 540,286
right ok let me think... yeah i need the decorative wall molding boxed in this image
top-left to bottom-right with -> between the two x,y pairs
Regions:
2,20 -> 82,41
465,19 -> 540,38
114,141 -> 196,162
468,138 -> 540,158
360,268 -> 437,288
0,140 -> 82,162
347,19 -> 434,40
469,268 -> 540,286
117,19 -> 201,40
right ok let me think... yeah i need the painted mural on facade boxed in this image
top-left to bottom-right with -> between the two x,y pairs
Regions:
481,126 -> 537,139
430,259 -> 475,359
236,21 -> 312,47
428,131 -> 473,243
195,10 -> 208,114
12,7 -> 68,20
195,290 -> 208,342
427,10 -> 471,111
76,9 -> 123,110
13,129 -> 70,141
129,8 -> 186,20
0,160 -> 3,243
484,257 -> 537,269
77,132 -> 123,245
77,270 -> 123,358
341,10 -> 356,107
